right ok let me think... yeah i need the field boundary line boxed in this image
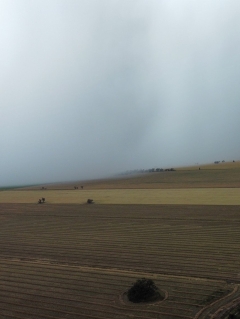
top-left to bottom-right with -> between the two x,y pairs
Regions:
0,257 -> 227,284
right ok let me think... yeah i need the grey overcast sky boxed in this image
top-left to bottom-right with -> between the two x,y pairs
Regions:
1,0 -> 240,186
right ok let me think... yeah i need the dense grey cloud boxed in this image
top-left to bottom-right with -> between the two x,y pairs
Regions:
1,0 -> 240,186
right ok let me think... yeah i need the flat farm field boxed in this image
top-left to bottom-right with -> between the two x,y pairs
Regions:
0,204 -> 240,319
1,188 -> 240,205
0,163 -> 240,318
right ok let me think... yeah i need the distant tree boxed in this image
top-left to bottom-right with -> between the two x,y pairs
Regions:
148,168 -> 155,172
127,278 -> 161,303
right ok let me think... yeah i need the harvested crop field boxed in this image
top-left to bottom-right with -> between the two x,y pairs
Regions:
0,203 -> 240,318
1,188 -> 240,205
1,164 -> 240,318
23,161 -> 240,190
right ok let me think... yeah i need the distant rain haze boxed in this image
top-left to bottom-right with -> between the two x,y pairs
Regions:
1,0 -> 240,186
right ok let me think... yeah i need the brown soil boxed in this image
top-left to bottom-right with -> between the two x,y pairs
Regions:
0,162 -> 240,318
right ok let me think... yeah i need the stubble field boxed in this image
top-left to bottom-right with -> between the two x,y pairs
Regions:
1,188 -> 240,205
0,162 -> 240,318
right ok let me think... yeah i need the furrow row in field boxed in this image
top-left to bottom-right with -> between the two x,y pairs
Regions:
0,303 -> 114,319
0,225 -> 237,239
0,264 -> 226,299
0,279 -> 114,301
0,260 -> 227,317
2,216 -> 239,224
0,252 -> 237,274
0,258 -> 225,285
3,245 -> 239,266
0,242 -> 239,265
0,272 -> 232,312
0,246 -> 238,280
0,267 -> 222,297
0,260 -> 227,286
0,277 -> 200,315
1,220 -> 239,230
0,273 -> 213,309
0,256 -> 236,283
0,222 -> 235,228
0,254 -> 235,280
1,234 -> 239,248
0,267 -> 220,304
0,308 -> 60,319
0,285 -> 196,315
0,246 -> 237,268
0,277 -> 115,296
0,282 -> 114,304
0,241 -> 238,258
0,221 -> 218,228
0,299 -> 160,319
0,288 -> 194,319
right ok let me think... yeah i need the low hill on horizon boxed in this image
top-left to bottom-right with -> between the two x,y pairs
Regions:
22,160 -> 240,190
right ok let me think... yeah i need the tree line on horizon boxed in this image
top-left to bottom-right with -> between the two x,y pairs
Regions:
120,167 -> 175,175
